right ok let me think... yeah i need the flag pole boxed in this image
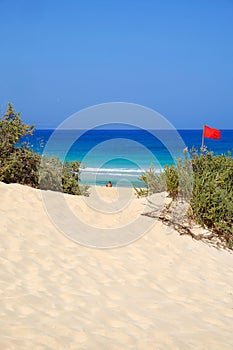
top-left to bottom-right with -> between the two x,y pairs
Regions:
201,124 -> 205,152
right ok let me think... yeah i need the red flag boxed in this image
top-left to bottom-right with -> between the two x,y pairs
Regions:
204,125 -> 221,140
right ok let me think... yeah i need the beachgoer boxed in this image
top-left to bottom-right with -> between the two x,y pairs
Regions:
106,181 -> 112,187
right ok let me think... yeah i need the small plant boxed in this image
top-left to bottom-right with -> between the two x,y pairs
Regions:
134,165 -> 166,197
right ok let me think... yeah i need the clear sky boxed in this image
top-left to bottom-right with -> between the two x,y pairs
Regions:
0,0 -> 233,129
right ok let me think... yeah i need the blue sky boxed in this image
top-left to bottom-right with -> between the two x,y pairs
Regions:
0,0 -> 233,128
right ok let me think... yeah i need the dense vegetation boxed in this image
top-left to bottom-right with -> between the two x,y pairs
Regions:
136,148 -> 233,249
0,103 -> 88,196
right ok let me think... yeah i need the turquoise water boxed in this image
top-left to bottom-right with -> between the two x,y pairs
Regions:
21,129 -> 233,187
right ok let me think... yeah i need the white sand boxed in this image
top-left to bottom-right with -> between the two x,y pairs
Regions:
0,182 -> 232,349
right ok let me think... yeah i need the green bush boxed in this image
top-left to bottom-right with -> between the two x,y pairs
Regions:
0,103 -> 34,156
137,149 -> 233,248
39,157 -> 89,196
163,164 -> 178,199
0,103 -> 89,196
39,156 -> 63,191
134,165 -> 166,197
0,147 -> 41,186
0,103 -> 39,186
136,156 -> 193,200
191,151 -> 233,246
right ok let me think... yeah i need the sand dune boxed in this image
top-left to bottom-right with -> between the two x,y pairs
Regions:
0,182 -> 232,349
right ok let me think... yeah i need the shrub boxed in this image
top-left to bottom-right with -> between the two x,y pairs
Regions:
191,151 -> 233,246
39,157 -> 89,196
0,147 -> 41,186
136,156 -> 193,201
0,103 -> 39,186
0,103 -> 89,196
39,156 -> 63,191
0,103 -> 34,156
163,164 -> 178,199
137,149 -> 233,248
134,165 -> 166,197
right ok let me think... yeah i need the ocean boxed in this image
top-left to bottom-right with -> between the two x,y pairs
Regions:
22,129 -> 233,187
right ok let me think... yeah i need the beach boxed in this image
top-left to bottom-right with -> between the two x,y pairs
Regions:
0,181 -> 233,349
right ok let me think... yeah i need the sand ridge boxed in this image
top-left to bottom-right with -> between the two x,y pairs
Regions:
0,182 -> 232,349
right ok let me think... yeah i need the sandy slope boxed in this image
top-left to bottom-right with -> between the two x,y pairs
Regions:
0,182 -> 232,349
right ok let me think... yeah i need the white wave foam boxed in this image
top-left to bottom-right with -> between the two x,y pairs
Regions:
81,167 -> 161,176
82,167 -> 161,174
81,167 -> 143,173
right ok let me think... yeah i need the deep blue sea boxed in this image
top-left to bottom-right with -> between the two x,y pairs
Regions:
21,129 -> 233,187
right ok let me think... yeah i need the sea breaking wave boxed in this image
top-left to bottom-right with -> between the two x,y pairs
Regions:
81,167 -> 161,176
